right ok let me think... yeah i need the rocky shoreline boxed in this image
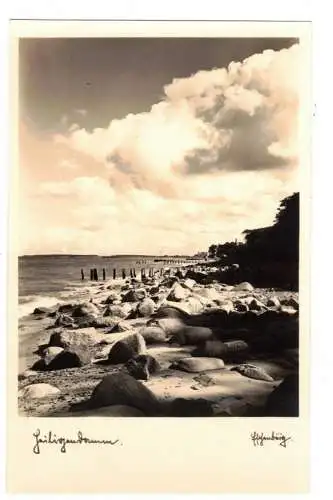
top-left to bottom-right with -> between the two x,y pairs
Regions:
18,265 -> 299,417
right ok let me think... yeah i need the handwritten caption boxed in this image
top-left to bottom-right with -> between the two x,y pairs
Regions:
32,429 -> 122,454
250,431 -> 292,448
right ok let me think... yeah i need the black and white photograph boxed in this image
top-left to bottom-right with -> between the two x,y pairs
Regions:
17,33 -> 303,419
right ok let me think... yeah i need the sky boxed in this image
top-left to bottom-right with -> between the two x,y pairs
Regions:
19,37 -> 299,256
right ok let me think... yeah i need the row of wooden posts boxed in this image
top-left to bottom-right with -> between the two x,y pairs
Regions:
81,267 -> 172,281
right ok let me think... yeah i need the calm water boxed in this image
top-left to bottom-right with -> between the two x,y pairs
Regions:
18,254 -> 187,317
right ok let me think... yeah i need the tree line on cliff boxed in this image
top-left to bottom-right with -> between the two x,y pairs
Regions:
208,193 -> 299,290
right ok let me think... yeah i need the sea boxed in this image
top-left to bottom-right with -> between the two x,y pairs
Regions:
18,254 -> 189,318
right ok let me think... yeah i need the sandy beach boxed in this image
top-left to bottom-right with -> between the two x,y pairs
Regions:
18,263 -> 299,418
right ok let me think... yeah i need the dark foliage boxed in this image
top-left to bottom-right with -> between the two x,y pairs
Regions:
208,193 -> 299,290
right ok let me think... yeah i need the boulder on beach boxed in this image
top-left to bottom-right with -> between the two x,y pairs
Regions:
183,278 -> 196,289
104,292 -> 120,304
58,303 -> 76,314
193,339 -> 250,360
216,300 -> 234,313
172,356 -> 224,373
171,325 -> 214,345
137,298 -> 155,317
281,297 -> 299,310
248,298 -> 266,312
19,383 -> 60,399
138,325 -> 168,344
150,294 -> 162,304
122,288 -> 146,303
223,340 -> 250,353
47,350 -> 87,370
48,327 -> 104,350
267,296 -> 281,308
156,317 -> 185,336
104,303 -> 133,319
233,300 -> 249,313
233,282 -> 254,292
192,340 -> 226,357
33,306 -> 50,315
167,283 -> 188,302
107,321 -> 129,334
264,374 -> 299,416
72,302 -> 100,318
187,308 -> 230,329
280,305 -> 298,316
94,316 -> 121,328
154,305 -> 190,321
149,285 -> 160,295
54,314 -> 76,328
42,346 -> 64,362
126,354 -> 161,380
183,296 -> 204,314
32,343 -> 93,370
160,276 -> 179,288
193,287 -> 221,302
81,372 -> 162,415
107,333 -> 146,364
18,370 -> 38,381
231,363 -> 274,382
185,270 -> 209,284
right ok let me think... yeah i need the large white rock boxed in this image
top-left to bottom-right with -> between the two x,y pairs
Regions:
167,283 -> 188,302
218,300 -> 234,313
193,287 -> 221,301
183,278 -> 196,289
184,296 -> 204,314
137,298 -> 155,317
172,357 -> 225,373
157,317 -> 185,335
138,325 -> 167,343
42,346 -> 64,363
233,282 -> 254,292
49,327 -> 105,350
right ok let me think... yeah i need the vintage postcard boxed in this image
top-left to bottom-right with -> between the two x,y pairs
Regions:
7,20 -> 311,493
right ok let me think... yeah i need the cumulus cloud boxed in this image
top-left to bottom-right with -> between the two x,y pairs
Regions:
55,43 -> 299,194
21,44 -> 300,255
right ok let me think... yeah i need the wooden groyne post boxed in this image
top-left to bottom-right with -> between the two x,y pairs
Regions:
102,268 -> 106,281
81,269 -> 85,280
113,268 -> 116,279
